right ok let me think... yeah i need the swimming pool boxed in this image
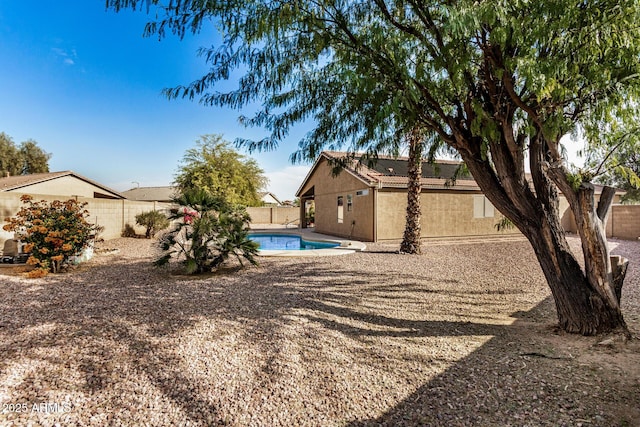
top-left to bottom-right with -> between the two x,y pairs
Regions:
250,233 -> 340,250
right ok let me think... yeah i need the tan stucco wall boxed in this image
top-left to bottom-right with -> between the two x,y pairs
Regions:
611,205 -> 640,240
0,192 -> 170,248
299,158 -> 375,241
300,156 -> 635,242
246,207 -> 299,225
7,176 -> 119,198
559,194 -> 623,238
375,190 -> 522,240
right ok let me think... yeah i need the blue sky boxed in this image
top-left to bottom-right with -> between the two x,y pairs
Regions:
0,2 -> 586,202
0,1 -> 311,201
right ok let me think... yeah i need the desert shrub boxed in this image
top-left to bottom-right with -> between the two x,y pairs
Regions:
121,223 -> 137,237
3,195 -> 101,277
135,210 -> 170,238
155,189 -> 259,274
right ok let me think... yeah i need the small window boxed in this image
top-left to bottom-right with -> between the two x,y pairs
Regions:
337,196 -> 344,223
347,194 -> 353,212
473,195 -> 495,218
356,189 -> 369,196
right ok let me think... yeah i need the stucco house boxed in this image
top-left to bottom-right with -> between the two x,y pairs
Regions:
0,171 -> 132,248
297,151 -> 574,242
0,171 -> 124,199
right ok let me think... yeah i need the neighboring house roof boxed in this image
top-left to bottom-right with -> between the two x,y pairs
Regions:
0,171 -> 125,199
297,151 -> 479,197
260,191 -> 283,206
121,186 -> 177,202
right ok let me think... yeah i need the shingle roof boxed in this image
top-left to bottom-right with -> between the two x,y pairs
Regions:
0,171 -> 124,198
121,186 -> 177,202
0,171 -> 72,191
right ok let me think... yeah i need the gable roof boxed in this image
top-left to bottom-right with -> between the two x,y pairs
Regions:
0,171 -> 124,198
260,191 -> 283,205
296,151 -> 479,196
121,186 -> 177,202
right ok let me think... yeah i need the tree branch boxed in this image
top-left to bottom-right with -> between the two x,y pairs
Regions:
596,186 -> 616,223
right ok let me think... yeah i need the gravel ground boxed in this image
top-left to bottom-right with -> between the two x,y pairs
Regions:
0,235 -> 639,426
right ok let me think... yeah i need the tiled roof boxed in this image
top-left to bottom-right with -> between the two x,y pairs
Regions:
298,151 -> 624,197
321,151 -> 480,191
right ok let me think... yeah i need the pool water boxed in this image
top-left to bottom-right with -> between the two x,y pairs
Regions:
250,234 -> 340,250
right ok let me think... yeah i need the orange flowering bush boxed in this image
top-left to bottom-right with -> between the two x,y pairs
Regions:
3,195 -> 101,277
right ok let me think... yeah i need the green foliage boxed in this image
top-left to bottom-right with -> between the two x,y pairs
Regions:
495,217 -> 516,232
3,195 -> 101,277
306,205 -> 315,224
135,210 -> 170,238
0,132 -> 51,176
585,125 -> 640,204
155,189 -> 259,274
106,1 -> 640,168
174,135 -> 268,207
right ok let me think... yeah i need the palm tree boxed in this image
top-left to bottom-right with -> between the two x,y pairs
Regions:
399,127 -> 424,254
155,189 -> 259,274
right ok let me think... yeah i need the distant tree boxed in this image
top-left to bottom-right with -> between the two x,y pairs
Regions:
0,133 -> 22,176
174,135 -> 268,207
19,139 -> 51,174
0,132 -> 51,176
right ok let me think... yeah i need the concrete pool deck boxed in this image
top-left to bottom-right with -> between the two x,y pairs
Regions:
249,227 -> 367,257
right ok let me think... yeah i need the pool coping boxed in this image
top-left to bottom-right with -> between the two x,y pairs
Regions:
249,229 -> 367,257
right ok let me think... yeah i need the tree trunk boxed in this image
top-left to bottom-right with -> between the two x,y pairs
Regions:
400,131 -> 423,254
458,149 -> 629,336
542,164 -> 630,336
523,216 -> 627,335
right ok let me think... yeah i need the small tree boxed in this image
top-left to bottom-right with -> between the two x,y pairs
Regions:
3,195 -> 100,277
135,210 -> 170,238
155,189 -> 259,274
174,135 -> 268,206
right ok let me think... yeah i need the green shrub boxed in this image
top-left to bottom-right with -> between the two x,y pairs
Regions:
155,189 -> 259,274
135,210 -> 170,238
2,195 -> 101,277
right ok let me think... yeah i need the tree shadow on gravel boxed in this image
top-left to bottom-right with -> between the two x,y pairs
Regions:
1,244 -> 639,426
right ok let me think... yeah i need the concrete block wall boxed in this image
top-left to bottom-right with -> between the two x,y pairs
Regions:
561,204 -> 640,241
246,207 -> 299,225
0,192 -> 171,247
611,205 -> 640,240
376,190 -> 522,241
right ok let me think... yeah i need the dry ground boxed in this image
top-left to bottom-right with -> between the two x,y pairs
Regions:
0,235 -> 639,426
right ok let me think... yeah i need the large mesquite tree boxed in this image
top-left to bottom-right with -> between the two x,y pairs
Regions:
108,0 -> 640,335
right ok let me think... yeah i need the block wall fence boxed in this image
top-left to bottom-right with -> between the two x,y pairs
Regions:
0,192 -> 172,245
1,192 -> 637,247
245,206 -> 300,226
